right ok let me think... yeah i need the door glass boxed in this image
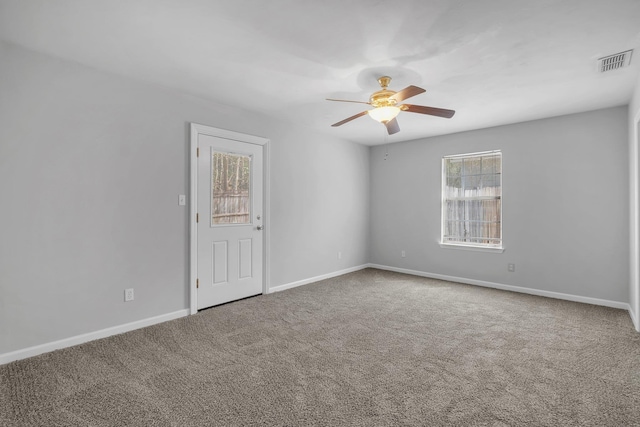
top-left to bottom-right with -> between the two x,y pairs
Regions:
211,151 -> 251,225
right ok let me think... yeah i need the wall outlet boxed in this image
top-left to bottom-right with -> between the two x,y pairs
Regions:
508,263 -> 516,272
401,250 -> 406,258
124,288 -> 134,302
338,251 -> 342,260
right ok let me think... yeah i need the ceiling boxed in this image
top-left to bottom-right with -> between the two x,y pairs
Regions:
1,0 -> 640,145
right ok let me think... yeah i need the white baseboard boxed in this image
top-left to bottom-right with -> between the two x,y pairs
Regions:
629,305 -> 639,331
268,264 -> 369,294
0,309 -> 190,365
4,263 -> 635,365
368,264 -> 630,311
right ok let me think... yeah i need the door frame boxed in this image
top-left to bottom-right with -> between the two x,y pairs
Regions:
189,122 -> 270,315
631,111 -> 640,331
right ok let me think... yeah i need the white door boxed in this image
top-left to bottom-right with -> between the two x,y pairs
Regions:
196,133 -> 264,310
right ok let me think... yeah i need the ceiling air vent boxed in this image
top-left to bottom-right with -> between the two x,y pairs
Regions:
598,50 -> 633,72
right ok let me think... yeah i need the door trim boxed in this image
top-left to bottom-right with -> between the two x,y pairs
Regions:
631,110 -> 640,331
189,123 -> 270,315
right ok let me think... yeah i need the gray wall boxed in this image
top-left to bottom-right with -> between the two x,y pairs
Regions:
0,39 -> 634,356
370,107 -> 629,303
0,42 -> 370,354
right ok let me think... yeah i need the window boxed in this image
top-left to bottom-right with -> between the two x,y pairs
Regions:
211,151 -> 252,225
441,151 -> 502,249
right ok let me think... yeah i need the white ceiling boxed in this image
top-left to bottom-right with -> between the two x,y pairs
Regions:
1,0 -> 640,145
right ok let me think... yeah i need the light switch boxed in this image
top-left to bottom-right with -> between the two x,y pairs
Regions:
178,195 -> 186,206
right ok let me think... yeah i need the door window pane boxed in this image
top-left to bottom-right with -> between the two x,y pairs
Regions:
211,152 -> 251,225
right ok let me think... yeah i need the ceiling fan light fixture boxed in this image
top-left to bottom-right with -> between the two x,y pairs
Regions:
327,76 -> 455,133
368,106 -> 400,123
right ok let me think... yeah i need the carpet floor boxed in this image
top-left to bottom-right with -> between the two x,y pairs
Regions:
1,268 -> 639,426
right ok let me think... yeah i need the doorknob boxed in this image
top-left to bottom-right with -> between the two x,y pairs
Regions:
257,226 -> 263,230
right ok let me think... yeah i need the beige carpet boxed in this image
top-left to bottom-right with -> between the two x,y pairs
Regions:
1,268 -> 639,426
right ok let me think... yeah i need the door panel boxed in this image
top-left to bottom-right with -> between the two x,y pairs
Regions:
212,241 -> 228,284
197,134 -> 263,309
238,239 -> 253,279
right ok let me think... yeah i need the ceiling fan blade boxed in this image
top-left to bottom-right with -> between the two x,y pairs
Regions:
326,98 -> 371,105
331,111 -> 369,127
384,117 -> 400,135
389,85 -> 426,103
400,104 -> 456,118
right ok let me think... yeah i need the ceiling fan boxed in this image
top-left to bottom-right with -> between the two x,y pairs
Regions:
327,76 -> 455,135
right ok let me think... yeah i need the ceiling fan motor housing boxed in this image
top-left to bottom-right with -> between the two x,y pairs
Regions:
369,76 -> 397,107
369,89 -> 397,107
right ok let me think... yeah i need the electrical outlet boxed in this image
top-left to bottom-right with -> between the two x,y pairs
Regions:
401,250 -> 406,258
338,251 -> 342,260
508,263 -> 515,272
124,288 -> 134,302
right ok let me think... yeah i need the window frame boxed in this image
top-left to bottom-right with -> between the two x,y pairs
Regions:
440,150 -> 504,253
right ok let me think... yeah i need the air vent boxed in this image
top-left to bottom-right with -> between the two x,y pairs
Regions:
598,50 -> 633,72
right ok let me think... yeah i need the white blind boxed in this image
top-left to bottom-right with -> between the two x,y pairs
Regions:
442,151 -> 502,247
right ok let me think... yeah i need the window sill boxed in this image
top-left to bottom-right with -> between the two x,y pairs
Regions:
439,243 -> 505,253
